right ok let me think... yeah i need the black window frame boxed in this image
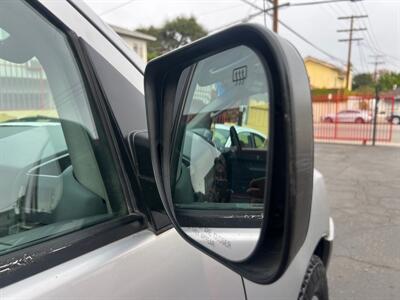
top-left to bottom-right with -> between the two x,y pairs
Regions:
0,0 -> 147,287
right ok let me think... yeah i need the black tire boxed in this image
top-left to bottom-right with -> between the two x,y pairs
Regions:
298,255 -> 329,300
392,117 -> 400,125
324,117 -> 333,123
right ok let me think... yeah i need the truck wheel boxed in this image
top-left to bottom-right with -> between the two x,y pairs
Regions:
298,255 -> 329,300
392,117 -> 400,125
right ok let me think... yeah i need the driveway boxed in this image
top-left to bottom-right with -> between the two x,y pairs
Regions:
315,143 -> 400,300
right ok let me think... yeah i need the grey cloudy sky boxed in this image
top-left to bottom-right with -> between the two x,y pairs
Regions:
83,0 -> 400,74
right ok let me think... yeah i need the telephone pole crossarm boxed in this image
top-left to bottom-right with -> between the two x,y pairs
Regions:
338,15 -> 368,20
338,15 -> 368,90
338,38 -> 363,42
337,28 -> 367,32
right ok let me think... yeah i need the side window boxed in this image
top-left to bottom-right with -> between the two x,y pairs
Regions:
238,131 -> 253,148
212,127 -> 230,151
254,134 -> 266,149
0,1 -> 127,256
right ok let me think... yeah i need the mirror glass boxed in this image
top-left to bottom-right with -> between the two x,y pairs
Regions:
171,46 -> 271,261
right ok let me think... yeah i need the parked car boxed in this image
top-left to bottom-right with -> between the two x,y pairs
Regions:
322,109 -> 372,123
386,113 -> 400,124
0,1 -> 333,300
212,124 -> 267,150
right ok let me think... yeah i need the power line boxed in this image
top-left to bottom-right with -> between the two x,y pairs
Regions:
215,0 -> 347,65
351,0 -> 395,67
353,2 -> 380,54
321,3 -> 338,19
348,1 -> 400,72
242,0 -> 361,33
356,14 -> 400,64
288,0 -> 362,7
99,0 -> 137,16
282,22 -> 346,64
263,0 -> 267,28
241,0 -> 288,32
197,4 -> 244,17
329,3 -> 344,16
360,1 -> 381,50
247,4 -> 351,67
333,1 -> 351,16
361,43 -> 400,70
357,40 -> 369,73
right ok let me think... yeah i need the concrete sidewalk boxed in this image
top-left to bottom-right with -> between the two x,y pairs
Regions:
315,143 -> 400,300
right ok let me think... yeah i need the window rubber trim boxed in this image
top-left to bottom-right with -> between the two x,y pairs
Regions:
0,0 -> 148,287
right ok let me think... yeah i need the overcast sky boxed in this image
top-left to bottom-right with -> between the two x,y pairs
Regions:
83,0 -> 400,74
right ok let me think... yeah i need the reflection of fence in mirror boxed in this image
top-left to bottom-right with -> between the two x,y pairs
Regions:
172,45 -> 271,261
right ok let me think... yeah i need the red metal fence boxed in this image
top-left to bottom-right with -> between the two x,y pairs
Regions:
313,95 -> 395,143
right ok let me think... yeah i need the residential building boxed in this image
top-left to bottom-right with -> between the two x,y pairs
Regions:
110,25 -> 156,63
304,56 -> 351,91
0,28 -> 53,119
0,25 -> 156,117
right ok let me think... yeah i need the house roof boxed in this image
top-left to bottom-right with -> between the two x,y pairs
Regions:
110,24 -> 156,42
304,56 -> 345,74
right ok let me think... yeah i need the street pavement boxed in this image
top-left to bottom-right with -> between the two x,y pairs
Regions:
315,143 -> 400,300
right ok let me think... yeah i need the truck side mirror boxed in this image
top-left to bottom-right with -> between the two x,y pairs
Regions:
144,24 -> 314,284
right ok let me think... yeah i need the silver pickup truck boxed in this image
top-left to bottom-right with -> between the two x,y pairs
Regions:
0,1 -> 333,299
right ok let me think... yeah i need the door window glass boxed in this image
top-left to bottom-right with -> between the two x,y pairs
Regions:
254,134 -> 266,149
0,1 -> 127,256
238,132 -> 252,148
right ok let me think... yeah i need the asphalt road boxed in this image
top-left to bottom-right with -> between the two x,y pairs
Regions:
315,143 -> 400,300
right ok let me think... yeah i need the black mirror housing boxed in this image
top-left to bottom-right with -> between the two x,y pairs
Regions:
144,24 -> 313,284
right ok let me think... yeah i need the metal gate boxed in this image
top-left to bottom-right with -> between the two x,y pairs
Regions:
313,95 -> 395,143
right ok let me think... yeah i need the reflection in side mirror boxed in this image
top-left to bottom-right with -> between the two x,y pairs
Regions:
170,46 -> 271,261
144,24 -> 315,284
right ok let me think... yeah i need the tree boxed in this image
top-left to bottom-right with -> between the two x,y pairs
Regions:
137,16 -> 207,60
352,73 -> 374,90
378,72 -> 400,91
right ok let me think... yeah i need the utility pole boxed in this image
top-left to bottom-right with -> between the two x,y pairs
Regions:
241,0 -> 285,32
272,0 -> 278,32
368,55 -> 384,146
369,55 -> 385,82
338,15 -> 367,90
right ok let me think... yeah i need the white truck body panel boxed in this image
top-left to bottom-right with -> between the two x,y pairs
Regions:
0,1 -> 332,299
